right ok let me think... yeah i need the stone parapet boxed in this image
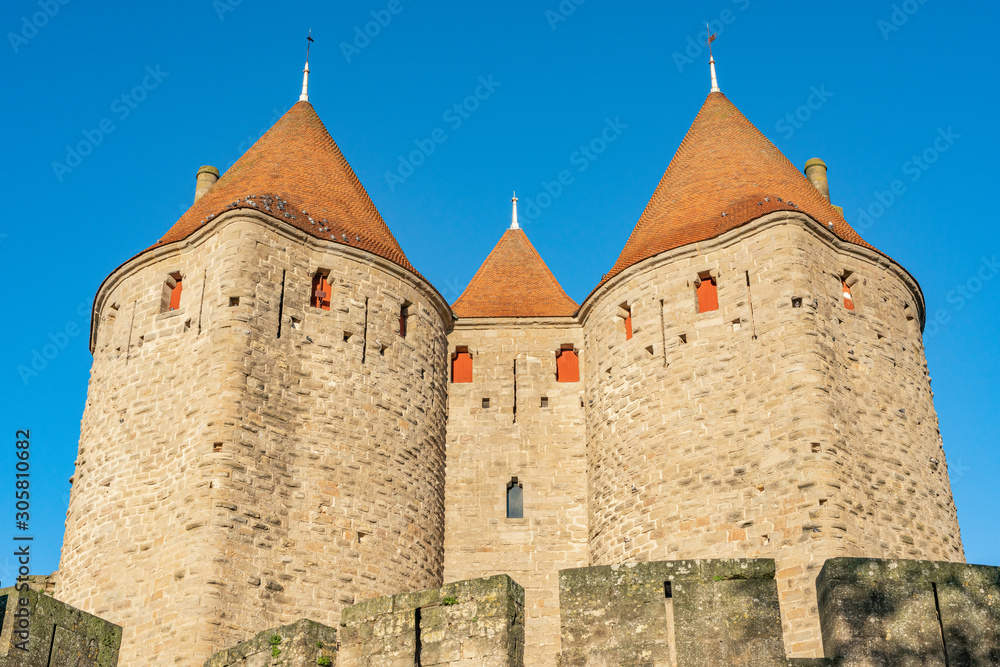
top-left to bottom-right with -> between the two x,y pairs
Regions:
558,559 -> 786,666
340,574 -> 524,666
817,558 -> 1000,667
204,618 -> 336,667
0,587 -> 121,666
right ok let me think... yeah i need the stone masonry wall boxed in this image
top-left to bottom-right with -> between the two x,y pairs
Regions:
443,320 -> 588,666
580,212 -> 963,658
558,559 -> 787,666
58,211 -> 451,666
340,574 -> 524,666
0,586 -> 122,666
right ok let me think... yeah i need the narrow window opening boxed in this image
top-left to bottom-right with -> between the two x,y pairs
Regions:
399,302 -> 410,338
103,304 -> 119,349
580,397 -> 585,408
556,345 -> 579,382
932,582 -> 951,666
290,317 -> 300,330
679,333 -> 687,344
342,330 -> 351,341
842,273 -> 855,311
697,272 -> 719,313
361,297 -> 369,364
540,397 -> 549,408
745,271 -> 757,339
792,297 -> 803,308
731,319 -> 741,331
379,344 -> 386,356
506,477 -> 523,519
663,580 -> 678,666
276,269 -> 286,339
619,303 -> 633,340
482,398 -> 490,408
163,273 -> 183,312
197,269 -> 207,334
451,346 -> 473,383
213,443 -> 223,453
414,607 -> 423,667
229,296 -> 240,307
184,318 -> 191,332
357,531 -> 367,543
645,345 -> 655,355
311,270 -> 331,310
819,498 -> 828,506
811,443 -> 821,453
512,359 -> 517,424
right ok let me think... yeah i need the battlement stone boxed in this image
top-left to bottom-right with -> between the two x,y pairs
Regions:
818,558 -> 1000,667
558,558 -> 786,666
203,618 -> 337,667
340,574 -> 524,666
0,586 -> 121,667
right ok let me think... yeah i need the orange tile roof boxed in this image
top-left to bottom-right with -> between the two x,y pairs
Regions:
599,92 -> 877,288
452,228 -> 578,318
153,101 -> 417,275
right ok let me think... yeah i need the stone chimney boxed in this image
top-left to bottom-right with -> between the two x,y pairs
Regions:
804,158 -> 830,201
194,165 -> 220,202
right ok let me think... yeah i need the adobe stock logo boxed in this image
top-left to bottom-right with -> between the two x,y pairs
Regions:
384,75 -> 502,192
340,0 -> 411,63
51,66 -> 169,182
774,85 -> 834,141
17,302 -> 90,385
7,0 -> 71,54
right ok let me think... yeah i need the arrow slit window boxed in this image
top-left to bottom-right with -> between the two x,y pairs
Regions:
311,270 -> 331,310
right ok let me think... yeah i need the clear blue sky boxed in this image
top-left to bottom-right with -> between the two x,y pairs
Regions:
2,0 -> 997,580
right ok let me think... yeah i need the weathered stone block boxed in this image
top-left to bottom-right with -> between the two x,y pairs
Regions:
204,618 -> 336,667
558,559 -> 786,666
0,586 -> 121,666
340,574 -> 524,666
816,558 -> 1000,667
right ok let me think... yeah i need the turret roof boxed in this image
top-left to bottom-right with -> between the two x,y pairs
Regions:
599,92 -> 876,287
154,101 -> 416,275
452,228 -> 578,318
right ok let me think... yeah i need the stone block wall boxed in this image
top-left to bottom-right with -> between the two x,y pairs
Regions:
443,320 -> 588,665
340,574 -> 524,666
818,558 -> 1000,667
58,211 -> 452,665
579,213 -> 963,656
204,618 -> 336,667
558,559 -> 787,666
0,586 -> 121,666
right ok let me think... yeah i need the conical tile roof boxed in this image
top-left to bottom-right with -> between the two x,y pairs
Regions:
452,228 -> 578,318
600,92 -> 876,287
153,101 -> 416,275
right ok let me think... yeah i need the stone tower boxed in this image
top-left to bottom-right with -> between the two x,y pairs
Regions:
55,61 -> 969,665
580,91 -> 964,656
57,99 -> 452,665
443,200 -> 589,665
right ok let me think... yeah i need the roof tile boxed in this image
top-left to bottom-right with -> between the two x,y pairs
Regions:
452,228 -> 578,318
153,101 -> 416,276
600,92 -> 877,287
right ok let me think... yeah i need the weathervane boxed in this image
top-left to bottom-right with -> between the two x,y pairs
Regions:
300,29 -> 314,102
706,23 -> 720,93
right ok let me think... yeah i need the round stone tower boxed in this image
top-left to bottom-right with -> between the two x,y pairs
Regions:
57,99 -> 451,665
581,91 -> 964,657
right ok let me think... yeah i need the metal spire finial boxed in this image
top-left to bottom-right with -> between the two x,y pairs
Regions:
300,29 -> 314,102
706,24 -> 720,93
510,192 -> 519,229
